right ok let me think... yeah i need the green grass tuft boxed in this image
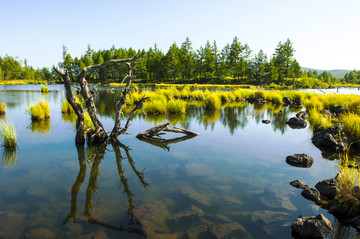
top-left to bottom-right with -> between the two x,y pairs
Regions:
167,99 -> 186,114
41,85 -> 49,93
28,100 -> 50,121
0,120 -> 17,149
0,102 -> 5,115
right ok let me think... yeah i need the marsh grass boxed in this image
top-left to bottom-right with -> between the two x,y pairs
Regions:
28,100 -> 50,121
336,147 -> 360,213
41,85 -> 49,94
0,120 -> 17,149
167,99 -> 186,114
307,108 -> 333,130
61,99 -> 74,113
204,92 -> 221,111
0,102 -> 5,115
341,113 -> 360,140
143,100 -> 167,114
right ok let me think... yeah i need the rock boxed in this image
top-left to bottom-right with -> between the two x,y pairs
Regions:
330,106 -> 347,116
260,184 -> 297,211
166,206 -> 203,232
251,210 -> 290,224
208,222 -> 247,239
301,188 -> 321,203
290,180 -> 311,190
283,97 -> 293,105
286,117 -> 307,128
262,119 -> 271,124
291,214 -> 333,239
0,211 -> 25,239
186,225 -> 208,239
180,185 -> 211,206
312,127 -> 348,152
25,227 -> 55,239
327,200 -> 346,217
296,111 -> 309,120
286,153 -> 314,168
315,178 -> 338,199
350,216 -> 360,232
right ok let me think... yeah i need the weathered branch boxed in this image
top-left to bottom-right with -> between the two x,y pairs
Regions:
54,67 -> 85,145
137,135 -> 197,151
136,123 -> 199,139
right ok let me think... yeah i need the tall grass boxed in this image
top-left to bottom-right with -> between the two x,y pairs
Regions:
204,91 -> 221,111
167,99 -> 186,114
307,108 -> 333,130
41,85 -> 49,93
28,100 -> 50,121
0,102 -> 5,115
61,99 -> 74,113
341,113 -> 360,140
143,100 -> 167,114
0,120 -> 17,149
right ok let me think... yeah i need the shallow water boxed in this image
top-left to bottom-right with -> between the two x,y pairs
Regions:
0,85 -> 355,238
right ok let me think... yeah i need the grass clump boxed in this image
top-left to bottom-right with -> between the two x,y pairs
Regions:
61,99 -> 74,113
0,120 -> 17,149
340,113 -> 360,140
0,102 -> 5,115
41,85 -> 49,94
143,100 -> 167,114
307,108 -> 333,131
204,91 -> 221,111
167,99 -> 186,114
28,100 -> 50,121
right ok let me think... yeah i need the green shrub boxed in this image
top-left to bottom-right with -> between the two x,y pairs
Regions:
0,120 -> 17,149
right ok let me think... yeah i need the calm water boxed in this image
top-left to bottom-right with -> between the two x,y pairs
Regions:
0,85 -> 354,238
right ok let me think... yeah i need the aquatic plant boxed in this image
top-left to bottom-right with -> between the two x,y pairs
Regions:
41,85 -> 49,93
0,120 -> 17,149
340,113 -> 360,140
143,100 -> 167,114
307,108 -> 333,130
167,99 -> 186,114
61,99 -> 74,113
28,100 -> 50,121
204,91 -> 221,111
336,148 -> 360,213
0,102 -> 5,115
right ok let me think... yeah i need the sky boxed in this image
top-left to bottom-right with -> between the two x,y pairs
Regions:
1,0 -> 359,71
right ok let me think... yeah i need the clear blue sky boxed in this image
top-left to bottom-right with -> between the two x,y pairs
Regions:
1,0 -> 359,70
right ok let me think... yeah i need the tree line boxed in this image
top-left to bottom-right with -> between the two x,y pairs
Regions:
0,37 -> 356,86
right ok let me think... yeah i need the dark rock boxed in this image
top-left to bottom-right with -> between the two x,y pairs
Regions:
283,97 -> 293,105
296,111 -> 309,120
186,225 -> 208,239
330,106 -> 347,116
290,180 -> 311,190
0,211 -> 25,239
301,188 -> 321,203
350,216 -> 360,232
262,120 -> 271,124
286,153 -> 314,168
208,222 -> 247,239
327,200 -> 347,217
286,117 -> 307,129
166,207 -> 203,232
312,127 -> 348,152
291,214 -> 333,239
315,179 -> 338,199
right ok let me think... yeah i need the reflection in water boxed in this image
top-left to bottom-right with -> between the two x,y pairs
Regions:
64,143 -> 149,236
1,148 -> 18,168
27,120 -> 51,135
137,134 -> 197,151
61,112 -> 77,124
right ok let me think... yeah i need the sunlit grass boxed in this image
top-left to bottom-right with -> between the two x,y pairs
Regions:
84,113 -> 95,132
167,99 -> 186,114
340,113 -> 360,140
143,100 -> 167,114
0,102 -> 5,115
0,120 -> 17,149
41,85 -> 49,94
61,99 -> 74,113
28,100 -> 50,121
204,91 -> 221,111
307,108 -> 333,131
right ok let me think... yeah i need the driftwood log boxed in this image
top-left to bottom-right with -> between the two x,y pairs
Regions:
136,123 -> 199,139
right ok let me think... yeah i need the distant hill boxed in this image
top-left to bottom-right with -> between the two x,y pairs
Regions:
301,67 -> 351,79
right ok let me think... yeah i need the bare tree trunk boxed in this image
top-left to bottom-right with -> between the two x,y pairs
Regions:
54,67 -> 85,145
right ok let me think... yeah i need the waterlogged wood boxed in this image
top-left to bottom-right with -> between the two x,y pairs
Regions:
136,123 -> 199,139
138,135 -> 197,151
54,67 -> 85,145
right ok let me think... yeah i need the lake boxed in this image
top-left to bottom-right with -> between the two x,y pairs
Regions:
0,85 -> 354,238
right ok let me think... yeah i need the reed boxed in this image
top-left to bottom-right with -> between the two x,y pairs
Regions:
167,99 -> 187,114
204,91 -> 221,111
41,85 -> 49,93
0,120 -> 17,149
0,102 -> 5,115
61,99 -> 74,113
143,100 -> 167,114
28,100 -> 50,121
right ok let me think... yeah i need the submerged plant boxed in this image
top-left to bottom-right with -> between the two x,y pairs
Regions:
0,102 -> 5,115
0,120 -> 17,149
28,100 -> 50,121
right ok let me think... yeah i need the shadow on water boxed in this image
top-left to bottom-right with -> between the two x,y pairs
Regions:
63,143 -> 149,237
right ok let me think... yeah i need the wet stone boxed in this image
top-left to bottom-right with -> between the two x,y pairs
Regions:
260,184 -> 297,211
291,214 -> 333,239
208,222 -> 248,239
290,180 -> 311,190
180,185 -> 211,206
0,211 -> 25,239
301,188 -> 321,203
286,153 -> 314,168
25,227 -> 55,239
315,178 -> 338,199
186,225 -> 208,239
251,210 -> 290,224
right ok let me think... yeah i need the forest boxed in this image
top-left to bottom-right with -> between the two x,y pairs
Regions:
0,37 -> 359,88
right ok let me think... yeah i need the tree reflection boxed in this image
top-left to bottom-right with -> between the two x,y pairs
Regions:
64,143 -> 148,236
